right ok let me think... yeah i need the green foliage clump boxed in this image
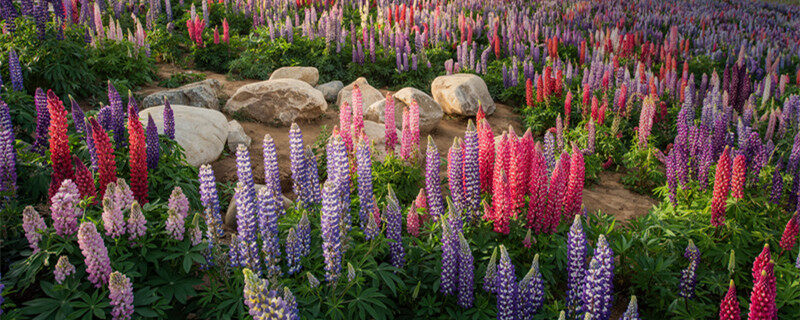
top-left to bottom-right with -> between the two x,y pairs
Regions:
158,72 -> 207,88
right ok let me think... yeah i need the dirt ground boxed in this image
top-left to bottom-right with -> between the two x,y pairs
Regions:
583,171 -> 658,221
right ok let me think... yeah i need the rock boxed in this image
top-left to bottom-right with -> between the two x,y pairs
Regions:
336,77 -> 384,109
142,79 -> 222,110
269,66 -> 320,86
224,79 -> 327,126
139,105 -> 227,167
315,80 -> 344,102
364,88 -> 443,132
225,185 -> 293,229
431,73 -> 496,116
362,120 -> 401,161
226,120 -> 251,152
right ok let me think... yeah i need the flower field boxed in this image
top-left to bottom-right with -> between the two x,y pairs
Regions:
1,0 -> 800,319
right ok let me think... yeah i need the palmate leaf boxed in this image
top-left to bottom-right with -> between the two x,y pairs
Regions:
346,286 -> 392,320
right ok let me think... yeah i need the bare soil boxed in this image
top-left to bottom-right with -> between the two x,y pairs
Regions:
582,171 -> 657,221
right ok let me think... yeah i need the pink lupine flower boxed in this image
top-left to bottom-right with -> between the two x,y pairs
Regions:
710,147 -> 732,227
407,205 -> 420,237
168,186 -> 190,219
730,154 -> 746,199
384,94 -> 397,153
478,119 -> 494,194
222,18 -> 230,44
339,101 -> 353,152
409,100 -> 420,151
352,85 -> 364,137
23,206 -> 47,253
102,195 -> 126,239
108,271 -> 134,320
54,255 -> 76,284
50,179 -> 81,236
400,108 -> 412,161
126,202 -> 147,241
527,144 -> 548,232
563,145 -> 585,221
166,209 -> 185,241
77,221 -> 112,287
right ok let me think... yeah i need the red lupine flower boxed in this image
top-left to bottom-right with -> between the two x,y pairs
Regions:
406,205 -> 420,237
492,170 -> 511,234
710,147 -> 732,227
544,154 -> 568,233
491,133 -> 509,224
527,144 -> 548,233
752,244 -> 771,285
47,90 -> 74,199
599,100 -> 607,125
591,96 -> 599,122
222,18 -> 230,44
582,84 -> 591,108
748,262 -> 776,320
73,156 -> 97,204
476,102 -> 486,124
478,119 -> 495,194
543,67 -> 552,99
779,214 -> 799,252
563,145 -> 585,221
525,78 -> 533,107
127,106 -> 148,204
90,118 -> 116,200
536,77 -> 544,103
719,280 -> 740,320
564,91 -> 572,127
508,130 -> 526,215
730,154 -> 746,199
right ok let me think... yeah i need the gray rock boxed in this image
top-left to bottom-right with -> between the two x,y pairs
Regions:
226,120 -> 251,152
315,80 -> 344,102
431,73 -> 495,116
362,120 -> 402,161
138,105 -> 227,167
269,66 -> 320,86
224,79 -> 327,125
142,79 -> 222,110
364,88 -> 442,132
336,77 -> 384,109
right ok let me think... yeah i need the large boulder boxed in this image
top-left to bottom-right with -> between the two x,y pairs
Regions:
336,77 -> 384,109
269,66 -> 320,86
431,73 -> 495,116
224,79 -> 327,126
363,120 -> 401,161
139,105 -> 228,167
315,80 -> 344,102
226,120 -> 251,152
142,79 -> 222,110
364,88 -> 442,132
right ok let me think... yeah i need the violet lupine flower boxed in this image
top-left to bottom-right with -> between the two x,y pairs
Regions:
496,245 -> 519,320
483,247 -> 498,293
108,271 -> 134,320
107,82 -> 125,148
145,115 -> 159,170
457,232 -> 474,309
426,136 -> 444,219
168,186 -> 190,219
54,255 -> 76,284
356,139 -> 375,232
581,235 -> 614,320
8,49 -> 23,92
307,272 -> 320,288
32,88 -> 49,154
384,95 -> 397,153
566,215 -> 587,319
679,240 -> 701,299
463,121 -> 480,221
347,262 -> 356,283
22,206 -> 46,253
68,96 -> 86,135
126,202 -> 147,241
385,184 -> 405,270
448,138 -> 465,213
290,123 -> 310,205
163,100 -> 175,139
543,132 -> 556,172
326,135 -> 349,236
285,227 -> 302,275
297,211 -> 310,256
304,146 -> 322,205
440,214 -> 458,296
263,135 -> 282,199
199,164 -> 224,238
242,268 -> 290,319
233,181 -> 260,272
50,179 -> 81,236
77,221 -> 112,287
258,188 -> 282,278
321,180 -> 342,283
166,209 -> 185,241
0,127 -> 15,199
621,296 -> 640,320
519,254 -> 545,318
284,287 -> 299,320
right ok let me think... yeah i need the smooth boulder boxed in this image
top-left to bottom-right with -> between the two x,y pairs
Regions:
224,79 -> 327,126
336,77 -> 384,109
142,79 -> 222,110
315,80 -> 344,102
226,120 -> 251,152
139,105 -> 228,167
364,88 -> 442,132
431,73 -> 495,116
269,66 -> 320,86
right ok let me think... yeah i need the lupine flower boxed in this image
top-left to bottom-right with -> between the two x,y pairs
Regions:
426,136 -> 444,219
258,187 -> 282,278
306,272 -> 320,288
286,227 -> 302,275
352,86 -> 365,141
127,106 -> 148,204
448,138 -> 465,212
54,255 -> 76,284
77,221 -> 112,287
107,82 -> 126,149
32,88 -> 49,154
50,179 -> 81,236
679,240 -> 701,299
199,165 -> 223,238
234,144 -> 261,271
544,155 -> 568,233
563,145 -> 585,220
365,210 -> 379,241
163,101 -> 175,139
523,229 -> 533,248
409,100 -> 420,151
47,91 -> 75,199
290,123 -> 311,205
491,169 -> 512,234
619,296 -> 640,320
356,138 -> 375,231
168,186 -> 190,219
339,101 -> 353,152
8,49 -> 23,92
779,214 -> 799,252
384,94 -> 397,153
440,214 -> 458,295
385,184 -> 405,269
326,134 -> 349,237
582,235 -> 614,320
566,215 -> 587,319
406,205 -> 420,237
478,119 -> 495,194
90,118 -> 117,200
543,132 -> 556,172
719,280 -> 740,320
730,154 -> 746,199
242,269 -> 289,319
748,262 -> 776,320
284,287 -> 299,320
463,121 -> 480,220
72,157 -> 96,203
263,135 -> 282,200
483,246 -> 498,293
22,206 -> 46,253
496,245 -> 519,320
102,196 -> 126,239
108,272 -> 134,320
166,209 -> 185,241
400,108 -> 413,161
145,115 -> 160,170
304,146 -> 322,205
114,179 -> 135,209
711,147 -> 732,227
519,254 -> 545,318
127,202 -> 147,241
638,97 -> 656,148
321,180 -> 342,283
455,232 -> 474,309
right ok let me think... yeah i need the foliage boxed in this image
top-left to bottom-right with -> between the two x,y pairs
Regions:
158,72 -> 207,89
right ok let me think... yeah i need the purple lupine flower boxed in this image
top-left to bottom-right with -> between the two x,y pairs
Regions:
440,214 -> 458,295
483,246 -> 498,293
32,88 -> 49,154
321,180 -> 342,283
426,136 -> 444,219
0,100 -> 11,131
108,271 -> 134,320
679,240 -> 700,299
54,255 -> 76,284
284,287 -> 299,320
586,119 -> 596,155
496,245 -> 519,320
307,272 -> 320,288
326,135 -> 350,238
289,123 -> 310,205
199,165 -> 223,238
84,121 -> 98,169
234,145 -> 261,272
543,132 -> 556,172
519,254 -> 545,318
566,215 -> 587,319
145,115 -> 159,170
457,233 -> 474,309
263,134 -> 282,200
666,148 -> 679,205
32,2 -> 46,39
258,187 -> 281,278
69,96 -> 86,135
77,221 -> 112,287
108,82 -> 126,148
385,184 -> 405,270
770,161 -> 784,204
229,234 -> 242,267
101,193 -> 126,239
126,202 -> 147,241
285,227 -> 302,275
582,235 -> 614,320
50,179 -> 81,236
304,146 -> 322,205
356,138 -> 375,233
621,296 -> 640,320
166,209 -> 185,241
448,138 -> 465,213
22,206 -> 46,253
297,211 -> 310,256
463,121 -> 480,221
8,49 -> 23,92
163,100 -> 175,139
97,105 -> 113,131
168,186 -> 190,219
0,129 -> 16,199
242,268 -> 289,319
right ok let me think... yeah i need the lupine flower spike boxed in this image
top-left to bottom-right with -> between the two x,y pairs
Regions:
496,245 -> 519,320
719,280 -> 740,320
456,233 -> 474,309
108,271 -> 134,320
519,254 -> 545,318
54,256 -> 76,284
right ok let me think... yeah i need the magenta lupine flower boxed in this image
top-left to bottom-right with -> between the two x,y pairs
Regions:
145,115 -> 159,170
679,240 -> 701,299
321,180 -> 342,283
384,94 -> 397,153
426,136 -> 444,219
352,86 -> 365,141
258,187 -> 282,278
102,195 -> 126,239
711,147 -> 732,227
263,134 -> 282,201
126,202 -> 147,241
108,271 -> 134,320
356,138 -> 375,232
339,101 -> 353,152
54,255 -> 76,284
168,186 -> 190,219
440,214 -> 458,296
581,235 -> 614,320
163,100 -> 175,139
566,216 -> 587,319
410,100 -> 420,150
544,155 -> 568,233
400,108 -> 412,161
242,268 -> 290,319
563,145 -> 585,220
50,179 -> 81,236
621,296 -> 640,320
286,227 -> 302,275
528,144 -> 548,232
385,184 -> 405,269
496,245 -> 519,319
22,206 -> 46,253
77,221 -> 112,287
114,179 -> 135,209
519,254 -> 545,317
199,164 -> 224,238
462,121 -> 480,221
457,233 -> 474,309
448,138 -> 465,213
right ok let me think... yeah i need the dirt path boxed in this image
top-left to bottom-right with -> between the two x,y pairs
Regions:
582,171 -> 657,221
